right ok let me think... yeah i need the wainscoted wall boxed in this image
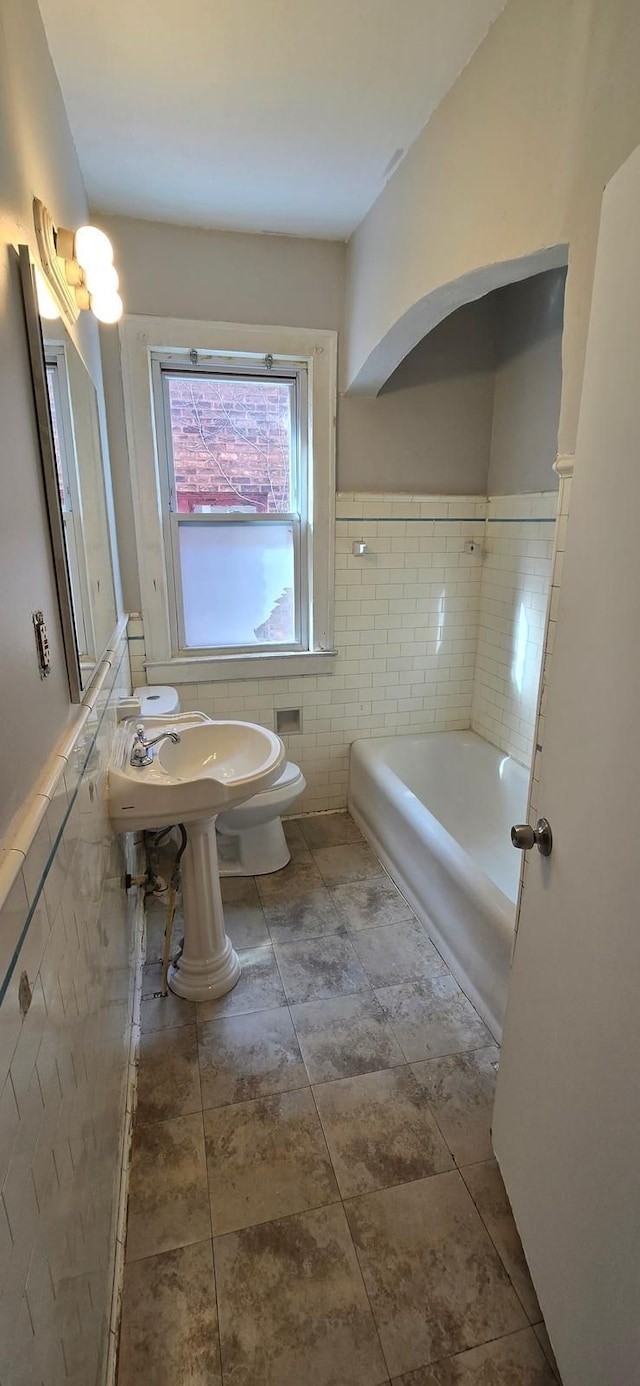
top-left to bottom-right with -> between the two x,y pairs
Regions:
0,628 -> 135,1386
131,494 -> 487,813
471,493 -> 557,766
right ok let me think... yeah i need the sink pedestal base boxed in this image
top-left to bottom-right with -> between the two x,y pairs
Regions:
168,815 -> 241,1002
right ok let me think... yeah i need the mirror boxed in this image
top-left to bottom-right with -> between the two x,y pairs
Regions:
19,246 -> 117,698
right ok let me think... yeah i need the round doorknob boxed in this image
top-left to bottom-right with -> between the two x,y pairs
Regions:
511,817 -> 553,857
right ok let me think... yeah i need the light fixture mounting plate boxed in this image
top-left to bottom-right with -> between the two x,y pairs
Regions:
33,197 -> 79,326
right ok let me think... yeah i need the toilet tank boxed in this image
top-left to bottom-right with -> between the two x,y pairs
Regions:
133,685 -> 180,717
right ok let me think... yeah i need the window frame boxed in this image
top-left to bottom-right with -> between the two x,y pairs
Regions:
120,316 -> 337,683
151,354 -> 309,657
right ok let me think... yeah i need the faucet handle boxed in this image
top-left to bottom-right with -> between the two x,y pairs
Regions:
135,724 -> 146,740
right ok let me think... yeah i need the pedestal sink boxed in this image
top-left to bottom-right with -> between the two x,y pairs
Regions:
108,714 -> 285,1001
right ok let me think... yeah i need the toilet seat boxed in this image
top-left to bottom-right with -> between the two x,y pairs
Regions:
244,760 -> 305,809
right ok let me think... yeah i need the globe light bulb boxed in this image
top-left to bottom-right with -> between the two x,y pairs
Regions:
74,225 -> 114,272
35,268 -> 60,320
84,263 -> 119,297
90,290 -> 123,324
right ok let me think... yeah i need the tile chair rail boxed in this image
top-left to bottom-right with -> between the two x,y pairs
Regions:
0,614 -> 129,998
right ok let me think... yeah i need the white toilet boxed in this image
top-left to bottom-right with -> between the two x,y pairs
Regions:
216,760 -> 306,875
134,685 -> 305,875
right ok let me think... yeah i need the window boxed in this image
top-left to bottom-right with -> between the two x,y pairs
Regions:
152,358 -> 308,655
120,317 -> 336,682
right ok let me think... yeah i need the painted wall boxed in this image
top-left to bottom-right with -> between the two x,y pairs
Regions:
98,213 -> 346,334
488,270 -> 565,496
0,0 -> 117,835
345,0 -> 640,465
98,219 -> 497,605
338,299 -> 496,496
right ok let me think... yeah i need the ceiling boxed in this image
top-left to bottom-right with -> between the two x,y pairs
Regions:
38,0 -> 505,240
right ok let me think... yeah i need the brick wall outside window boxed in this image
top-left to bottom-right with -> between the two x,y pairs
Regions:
167,375 -> 291,513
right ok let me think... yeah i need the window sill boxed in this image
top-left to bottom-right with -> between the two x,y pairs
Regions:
144,650 -> 338,685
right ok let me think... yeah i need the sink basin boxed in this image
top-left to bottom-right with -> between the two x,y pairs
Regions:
158,721 -> 282,786
108,713 -> 285,831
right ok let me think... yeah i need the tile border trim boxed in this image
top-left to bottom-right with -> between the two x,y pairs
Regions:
0,624 -> 129,1004
336,515 -> 481,524
0,614 -> 128,917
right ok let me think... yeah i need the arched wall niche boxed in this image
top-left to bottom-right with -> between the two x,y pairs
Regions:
345,244 -> 569,397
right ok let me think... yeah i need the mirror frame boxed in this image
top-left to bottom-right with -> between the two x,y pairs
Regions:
19,245 -> 83,702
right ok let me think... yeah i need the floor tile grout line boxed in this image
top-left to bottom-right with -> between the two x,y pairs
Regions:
342,1200 -> 395,1380
123,1004 -> 500,1108
301,1063 -> 444,1215
192,997 -> 232,1386
286,999 -> 317,1088
195,1008 -> 226,1383
125,1228 -> 212,1270
199,1075 -> 313,1119
305,1058 -> 462,1186
339,1166 -> 465,1212
122,1234 -> 216,1267
212,1196 -> 345,1245
124,1224 -> 549,1383
210,1167 -> 392,1382
458,1161 -> 539,1327
211,1231 -> 228,1383
408,1050 -> 500,1172
134,1032 -> 501,1125
419,1322 -> 559,1377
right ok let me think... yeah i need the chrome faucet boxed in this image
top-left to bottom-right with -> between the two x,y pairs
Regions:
130,724 -> 181,768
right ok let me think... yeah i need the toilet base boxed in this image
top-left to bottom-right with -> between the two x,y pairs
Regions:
217,817 -> 291,876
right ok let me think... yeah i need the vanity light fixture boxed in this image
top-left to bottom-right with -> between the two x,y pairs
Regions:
34,267 -> 61,320
33,198 -> 123,327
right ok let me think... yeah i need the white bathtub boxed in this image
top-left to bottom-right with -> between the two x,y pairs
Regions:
348,730 -> 529,1041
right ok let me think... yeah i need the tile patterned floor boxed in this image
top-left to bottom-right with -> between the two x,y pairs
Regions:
119,813 -> 561,1386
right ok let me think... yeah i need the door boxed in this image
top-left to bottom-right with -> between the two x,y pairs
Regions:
493,145 -> 640,1386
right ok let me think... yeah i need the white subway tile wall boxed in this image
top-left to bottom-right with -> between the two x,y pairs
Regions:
471,493 -> 557,766
528,474 -> 572,825
131,495 -> 488,812
131,492 -> 558,808
0,637 -> 135,1385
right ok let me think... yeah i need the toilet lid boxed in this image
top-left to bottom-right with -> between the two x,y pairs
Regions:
134,684 -> 180,716
272,761 -> 302,789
